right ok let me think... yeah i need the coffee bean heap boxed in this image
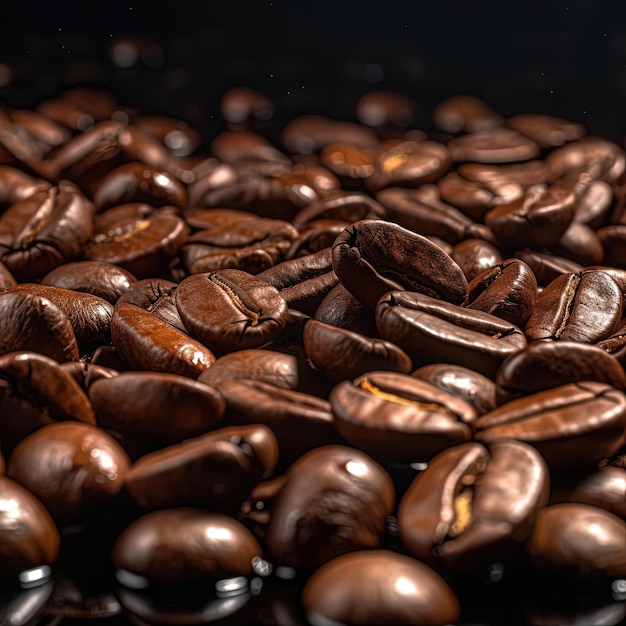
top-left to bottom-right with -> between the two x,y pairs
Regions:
0,85 -> 625,626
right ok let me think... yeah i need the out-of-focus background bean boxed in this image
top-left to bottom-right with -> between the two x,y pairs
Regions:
1,0 -> 625,144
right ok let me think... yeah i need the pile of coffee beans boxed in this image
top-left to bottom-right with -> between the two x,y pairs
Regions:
0,84 -> 625,626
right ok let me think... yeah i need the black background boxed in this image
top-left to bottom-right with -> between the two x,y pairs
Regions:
1,0 -> 625,145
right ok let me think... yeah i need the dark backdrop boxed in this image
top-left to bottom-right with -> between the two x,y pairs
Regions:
1,0 -> 625,143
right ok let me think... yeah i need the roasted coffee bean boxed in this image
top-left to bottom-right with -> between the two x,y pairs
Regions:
319,143 -> 376,188
573,179 -> 613,228
110,302 -> 216,378
516,248 -> 584,287
524,269 -> 623,343
291,189 -> 386,229
484,183 -> 577,250
280,115 -> 379,155
197,347 -> 333,398
356,90 -> 418,131
475,382 -> 626,468
219,86 -> 274,128
314,282 -> 379,337
93,162 -> 187,212
9,109 -> 71,156
448,128 -> 540,164
89,371 -> 226,444
597,225 -> 626,269
263,445 -> 395,570
210,129 -> 290,166
0,291 -> 79,362
0,476 -> 60,579
302,550 -> 461,626
257,247 -> 333,290
36,96 -> 96,132
40,260 -> 136,304
0,351 -> 96,443
553,221 -> 604,266
124,424 -> 278,511
526,503 -> 626,578
115,277 -> 185,331
432,95 -> 502,134
215,379 -> 341,462
3,283 -> 113,345
181,211 -> 298,275
551,465 -> 626,520
330,371 -> 476,462
276,271 -> 339,315
546,136 -> 626,183
398,440 -> 549,572
7,421 -> 130,523
496,340 -> 626,404
365,140 -> 452,191
132,115 -> 202,158
83,204 -> 187,278
0,260 -> 16,291
332,219 -> 468,308
0,165 -> 50,208
506,113 -> 586,148
458,160 -> 550,199
112,509 -> 264,587
303,319 -> 412,382
411,363 -> 497,415
437,170 -> 500,223
451,238 -> 503,283
59,361 -> 119,393
0,180 -> 94,281
376,290 -> 527,378
175,269 -> 288,353
465,258 -> 537,327
285,218 -> 350,259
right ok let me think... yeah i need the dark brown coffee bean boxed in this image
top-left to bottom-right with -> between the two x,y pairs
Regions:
112,509 -> 264,586
40,260 -> 136,304
0,180 -> 94,281
573,179 -> 613,228
59,361 -> 119,393
451,238 -> 504,283
319,143 -> 376,188
398,440 -> 549,572
0,476 -> 60,578
83,204 -> 187,278
432,95 -> 502,134
210,129 -> 290,166
448,128 -> 540,164
411,364 -> 497,415
303,319 -> 412,382
110,302 -> 216,378
36,97 -> 96,132
93,162 -> 187,212
0,165 -> 50,208
132,115 -> 202,158
526,503 -> 626,578
475,382 -> 626,469
0,291 -> 79,362
8,109 -> 72,156
89,371 -> 226,444
330,371 -> 476,462
263,445 -> 395,570
484,183 -> 577,250
496,340 -> 626,404
332,219 -> 468,308
314,282 -> 379,337
356,90 -> 417,130
302,550 -> 461,626
376,290 -> 527,379
3,283 -> 113,345
597,225 -> 626,269
524,270 -> 623,343
516,248 -> 584,287
220,86 -> 274,128
437,171 -> 498,223
0,351 -> 96,443
506,113 -> 586,148
465,258 -> 537,327
285,219 -> 349,259
458,160 -> 550,198
0,260 -> 16,291
7,421 -> 130,523
365,140 -> 452,191
115,277 -> 185,331
124,424 -> 278,511
175,270 -> 288,353
215,379 -> 341,462
553,221 -> 604,266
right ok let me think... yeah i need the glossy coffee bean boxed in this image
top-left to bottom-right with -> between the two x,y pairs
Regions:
505,113 -> 585,148
355,90 -> 417,131
432,95 -> 502,134
89,371 -> 226,444
448,128 -> 540,164
330,371 -> 476,462
112,509 -> 264,586
516,248 -> 584,287
332,219 -> 468,308
302,550 -> 461,626
110,302 -> 216,378
475,382 -> 626,468
7,421 -> 130,522
526,503 -> 626,579
376,290 -> 527,379
303,319 -> 412,382
263,445 -> 395,570
0,165 -> 50,208
124,424 -> 278,511
219,86 -> 274,128
451,238 -> 503,283
0,476 -> 60,579
398,440 -> 549,572
40,260 -> 136,304
175,270 -> 288,353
